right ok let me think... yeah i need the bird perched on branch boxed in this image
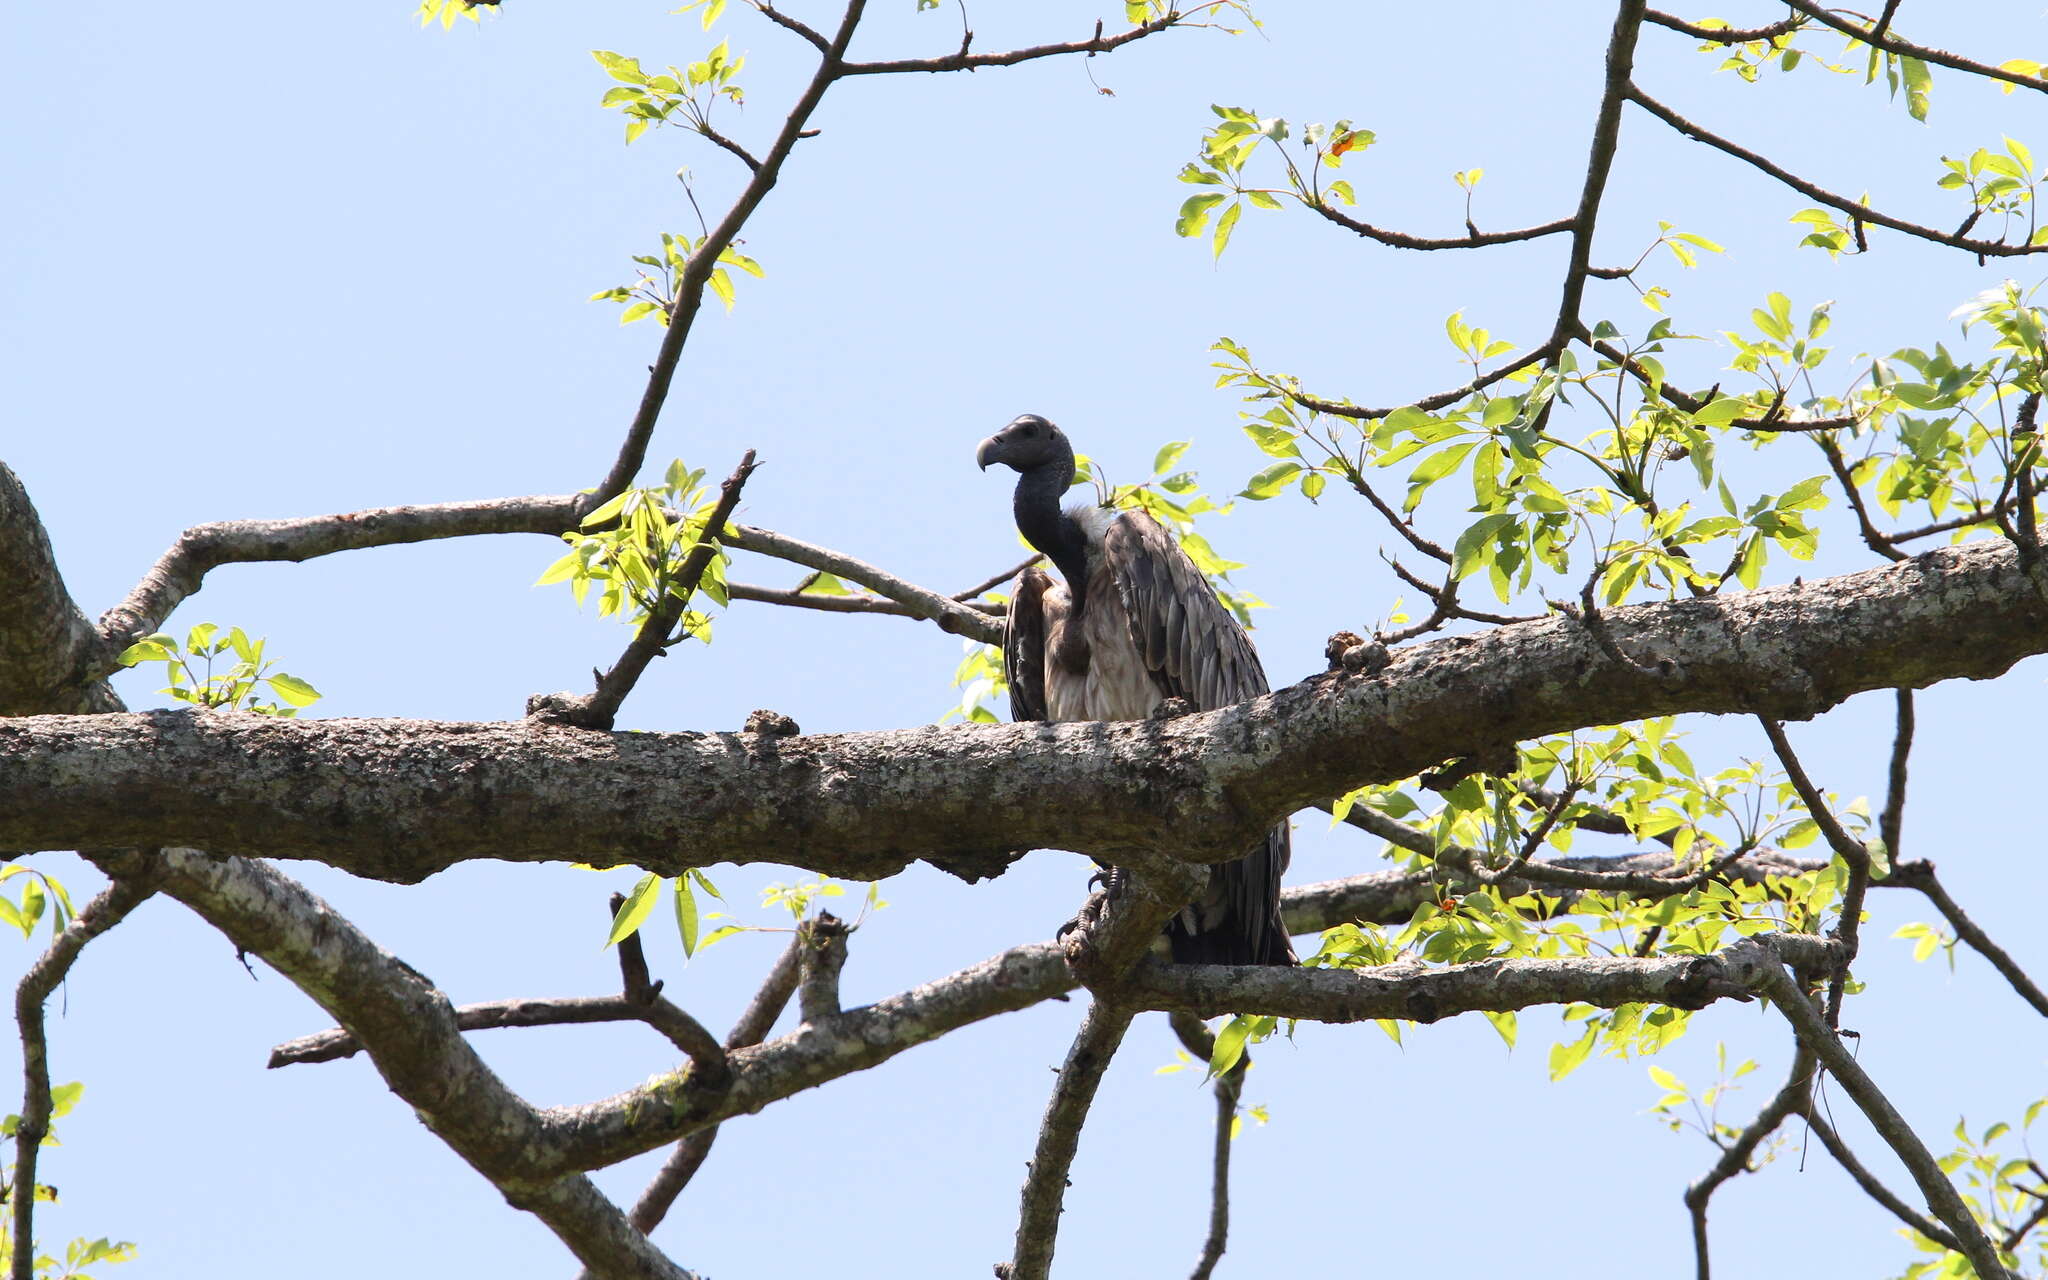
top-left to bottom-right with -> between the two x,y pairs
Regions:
977,413 -> 1295,966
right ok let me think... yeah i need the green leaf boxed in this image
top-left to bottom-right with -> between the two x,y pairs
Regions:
1175,193 -> 1227,238
262,674 -> 319,707
673,876 -> 700,956
1153,440 -> 1192,475
1240,461 -> 1302,500
117,638 -> 176,666
606,873 -> 662,947
1209,1016 -> 1252,1078
1212,200 -> 1243,259
1548,1023 -> 1598,1081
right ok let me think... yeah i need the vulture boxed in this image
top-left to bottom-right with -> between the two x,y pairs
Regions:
976,413 -> 1295,966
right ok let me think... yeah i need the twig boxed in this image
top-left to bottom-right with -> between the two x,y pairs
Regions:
1644,10 -> 1803,43
12,874 -> 157,1280
1682,1046 -> 1818,1280
797,912 -> 850,1021
695,122 -> 762,173
1778,0 -> 2048,95
531,451 -> 758,730
842,10 -> 1183,75
1168,1013 -> 1242,1280
1886,860 -> 2048,1019
1549,0 -> 1649,351
1307,205 -> 1574,251
1629,87 -> 2048,258
94,493 -> 585,674
1820,436 -> 1907,562
726,523 -> 1003,643
608,893 -> 731,1082
955,555 -> 1042,600
1290,338 -> 1563,422
1756,717 -> 1871,1026
620,937 -> 804,1241
748,1 -> 832,54
594,1 -> 871,504
1761,966 -> 2010,1278
1879,690 -> 1912,869
1799,1107 -> 1960,1251
1003,1000 -> 1137,1280
267,994 -> 707,1067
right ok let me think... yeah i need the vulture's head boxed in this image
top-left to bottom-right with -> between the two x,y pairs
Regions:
976,414 -> 1071,473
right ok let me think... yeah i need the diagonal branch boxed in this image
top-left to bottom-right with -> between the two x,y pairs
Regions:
726,524 -> 1002,643
1885,860 -> 2048,1019
1002,999 -> 1137,1280
530,451 -> 758,730
1628,87 -> 2048,258
1778,0 -> 2048,95
1760,965 -> 2010,1278
1549,0 -> 1649,351
594,1 -> 870,503
1756,717 -> 1871,1025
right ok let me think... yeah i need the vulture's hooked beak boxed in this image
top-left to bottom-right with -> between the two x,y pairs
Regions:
975,436 -> 1002,471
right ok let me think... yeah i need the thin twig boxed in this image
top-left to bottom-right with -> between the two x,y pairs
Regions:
13,874 -> 157,1280
1756,717 -> 1871,1027
1820,436 -> 1907,562
841,9 -> 1184,75
1549,0 -> 1649,351
532,451 -> 758,729
1886,860 -> 2048,1019
1799,1107 -> 1960,1251
1168,1013 -> 1243,1280
726,523 -> 1003,643
1779,0 -> 2048,95
1879,689 -> 1913,869
1644,10 -> 1803,43
1682,1045 -> 1818,1280
1307,205 -> 1574,251
594,1 -> 871,503
1629,87 -> 2048,258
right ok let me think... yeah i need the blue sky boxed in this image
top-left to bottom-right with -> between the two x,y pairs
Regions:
7,2 -> 2048,1277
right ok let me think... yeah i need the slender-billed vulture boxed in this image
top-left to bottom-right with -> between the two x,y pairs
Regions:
977,413 -> 1295,966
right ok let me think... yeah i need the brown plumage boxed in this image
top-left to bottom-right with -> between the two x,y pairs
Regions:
978,415 -> 1294,966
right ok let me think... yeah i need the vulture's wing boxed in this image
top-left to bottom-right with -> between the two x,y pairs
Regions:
1102,510 -> 1295,965
1004,566 -> 1053,723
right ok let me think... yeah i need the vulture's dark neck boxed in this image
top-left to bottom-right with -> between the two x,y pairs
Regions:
1013,456 -> 1091,614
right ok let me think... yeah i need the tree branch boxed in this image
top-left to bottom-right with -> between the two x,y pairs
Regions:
1167,1013 -> 1241,1280
9,538 -> 2048,883
594,1 -> 870,503
530,451 -> 758,730
1002,1000 -> 1136,1280
842,11 -> 1183,76
1306,205 -> 1574,251
12,874 -> 157,1280
1644,10 -> 1802,43
1886,860 -> 2048,1019
1550,0 -> 1649,351
1761,966 -> 2010,1278
726,524 -> 1003,643
1756,717 -> 1871,1025
0,461 -> 130,714
1682,1045 -> 1817,1280
1778,0 -> 2048,95
1628,87 -> 2048,258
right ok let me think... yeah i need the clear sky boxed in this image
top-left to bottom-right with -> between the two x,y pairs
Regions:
7,2 -> 2048,1277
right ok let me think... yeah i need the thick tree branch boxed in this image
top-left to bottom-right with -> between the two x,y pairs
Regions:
1761,966 -> 2010,1278
12,875 -> 156,1280
103,847 -> 686,1279
0,462 -> 123,715
8,539 -> 2046,882
1629,87 -> 2048,258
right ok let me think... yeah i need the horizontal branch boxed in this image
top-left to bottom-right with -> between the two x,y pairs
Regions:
267,994 -> 714,1069
839,12 -> 1179,75
5,539 -> 2044,883
1644,10 -> 1802,43
1307,204 -> 1574,251
94,494 -> 584,677
537,932 -> 1833,1175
